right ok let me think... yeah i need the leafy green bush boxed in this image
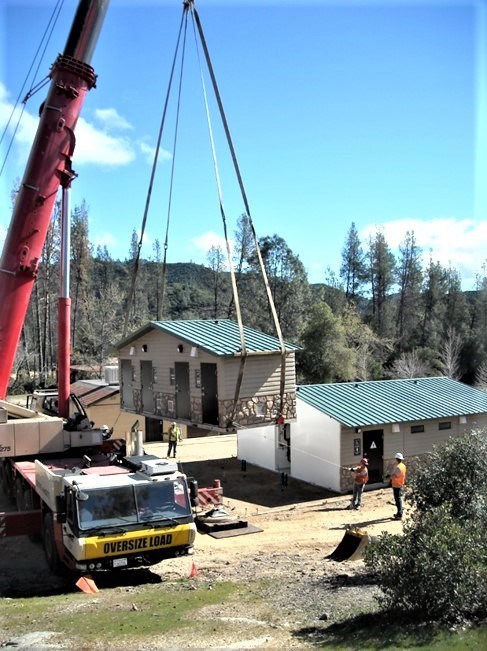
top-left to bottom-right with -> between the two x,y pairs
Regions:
364,430 -> 487,624
408,430 -> 487,520
365,506 -> 487,624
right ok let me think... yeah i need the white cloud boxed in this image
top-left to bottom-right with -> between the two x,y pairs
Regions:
360,217 -> 487,288
136,229 -> 153,251
0,83 -> 39,160
90,229 -> 154,260
94,108 -> 133,131
139,140 -> 172,165
93,232 -> 119,252
75,117 -> 135,166
192,230 -> 231,256
0,83 -> 136,168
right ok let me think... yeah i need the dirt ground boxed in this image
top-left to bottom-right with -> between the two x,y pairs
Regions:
151,434 -> 405,558
0,434 -> 405,649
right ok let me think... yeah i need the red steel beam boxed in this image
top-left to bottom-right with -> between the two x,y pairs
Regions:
0,1 -> 109,399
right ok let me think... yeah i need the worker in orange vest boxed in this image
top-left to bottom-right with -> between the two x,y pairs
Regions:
391,452 -> 407,520
348,457 -> 369,510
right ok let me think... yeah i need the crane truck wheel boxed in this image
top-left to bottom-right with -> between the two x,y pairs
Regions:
43,513 -> 65,575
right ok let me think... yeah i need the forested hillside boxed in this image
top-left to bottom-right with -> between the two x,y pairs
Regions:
10,203 -> 487,393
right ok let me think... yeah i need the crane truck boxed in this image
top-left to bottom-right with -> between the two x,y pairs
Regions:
0,0 -> 221,576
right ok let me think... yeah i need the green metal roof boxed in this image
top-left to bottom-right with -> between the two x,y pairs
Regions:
116,319 -> 299,357
296,377 -> 487,428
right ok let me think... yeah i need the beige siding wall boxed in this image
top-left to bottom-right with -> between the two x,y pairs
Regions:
119,330 -> 216,396
85,398 -> 143,440
338,414 -> 487,491
339,427 -> 363,491
119,330 -> 215,404
384,415 -> 487,458
118,330 -> 297,427
219,354 -> 296,401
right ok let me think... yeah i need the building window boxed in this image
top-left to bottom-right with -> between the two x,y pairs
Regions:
410,424 -> 424,433
439,421 -> 452,430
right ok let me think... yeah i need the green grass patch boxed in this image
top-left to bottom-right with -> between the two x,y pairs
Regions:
1,580 -> 246,645
2,579 -> 485,650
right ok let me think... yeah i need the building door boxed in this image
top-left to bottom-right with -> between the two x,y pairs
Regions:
145,417 -> 162,442
362,429 -> 384,483
201,363 -> 218,425
140,361 -> 154,414
121,360 -> 134,410
276,422 -> 291,471
175,362 -> 191,420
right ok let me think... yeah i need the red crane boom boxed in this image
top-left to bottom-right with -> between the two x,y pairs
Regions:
0,0 -> 109,400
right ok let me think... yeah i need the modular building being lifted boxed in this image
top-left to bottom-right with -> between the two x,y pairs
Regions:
115,319 -> 300,433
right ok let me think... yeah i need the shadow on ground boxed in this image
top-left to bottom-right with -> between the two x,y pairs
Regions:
179,456 -> 338,508
0,557 -> 164,598
293,609 -> 448,649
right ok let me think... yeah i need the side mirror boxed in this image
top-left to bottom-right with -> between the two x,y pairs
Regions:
55,494 -> 67,523
189,479 -> 199,507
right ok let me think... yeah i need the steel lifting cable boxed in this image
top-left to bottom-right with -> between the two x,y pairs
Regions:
122,7 -> 188,338
158,11 -> 191,319
190,2 -> 289,418
188,4 -> 247,426
0,0 -> 64,179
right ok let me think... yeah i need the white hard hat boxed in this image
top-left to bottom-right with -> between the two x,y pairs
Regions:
395,452 -> 404,460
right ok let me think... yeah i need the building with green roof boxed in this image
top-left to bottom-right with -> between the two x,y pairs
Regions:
116,319 -> 299,434
240,376 -> 487,494
287,377 -> 487,493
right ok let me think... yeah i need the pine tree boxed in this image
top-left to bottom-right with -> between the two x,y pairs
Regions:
395,230 -> 423,351
70,200 -> 92,357
339,222 -> 366,302
419,254 -> 447,350
247,234 -> 310,341
297,302 -> 355,383
366,229 -> 396,337
227,213 -> 255,320
207,244 -> 227,319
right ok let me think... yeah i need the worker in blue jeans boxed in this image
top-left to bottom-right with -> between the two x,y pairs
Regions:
348,458 -> 369,509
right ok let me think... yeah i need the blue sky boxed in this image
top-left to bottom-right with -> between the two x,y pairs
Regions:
1,0 -> 486,287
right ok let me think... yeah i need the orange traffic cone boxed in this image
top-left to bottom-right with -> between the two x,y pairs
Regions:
76,574 -> 99,593
189,561 -> 199,578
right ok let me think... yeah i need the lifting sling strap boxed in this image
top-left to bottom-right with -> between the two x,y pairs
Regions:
190,2 -> 288,418
122,9 -> 188,337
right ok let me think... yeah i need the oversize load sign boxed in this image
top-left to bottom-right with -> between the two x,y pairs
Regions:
84,527 -> 187,559
102,533 -> 172,555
